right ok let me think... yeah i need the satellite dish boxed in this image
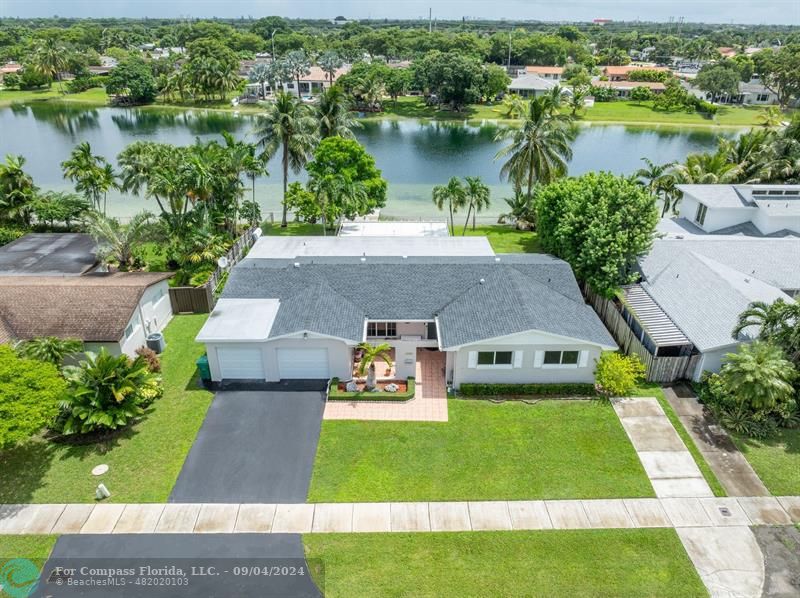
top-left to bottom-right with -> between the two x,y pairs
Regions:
217,256 -> 229,269
253,227 -> 262,239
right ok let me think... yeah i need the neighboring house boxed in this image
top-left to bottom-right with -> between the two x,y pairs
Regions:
687,80 -> 779,105
600,65 -> 670,81
593,80 -> 666,97
0,272 -> 173,357
617,237 -> 800,380
245,65 -> 351,98
673,184 -> 800,237
0,62 -> 22,83
0,233 -> 173,357
508,74 -> 569,98
196,236 -> 616,387
525,66 -> 563,80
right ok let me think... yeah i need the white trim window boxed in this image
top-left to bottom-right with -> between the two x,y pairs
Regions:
694,202 -> 708,226
477,350 -> 513,368
366,321 -> 397,338
541,350 -> 581,368
124,322 -> 135,339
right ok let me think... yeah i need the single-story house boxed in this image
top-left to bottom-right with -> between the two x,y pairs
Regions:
507,74 -> 570,98
525,66 -> 563,80
601,65 -> 671,81
674,184 -> 800,237
196,236 -> 617,388
616,237 -> 800,380
0,272 -> 173,357
593,80 -> 666,97
686,80 -> 780,105
245,65 -> 351,98
0,62 -> 22,83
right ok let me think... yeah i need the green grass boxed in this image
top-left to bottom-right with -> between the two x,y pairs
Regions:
630,384 -> 726,497
732,428 -> 800,496
0,535 -> 58,560
455,224 -> 541,253
0,315 -> 213,503
0,86 -> 109,107
261,221 -> 325,236
304,529 -> 707,598
309,399 -> 653,502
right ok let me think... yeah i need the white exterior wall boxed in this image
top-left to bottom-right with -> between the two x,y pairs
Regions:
751,209 -> 800,236
691,342 -> 741,381
449,330 -> 604,389
392,340 -> 418,379
204,335 -> 354,382
117,280 -> 173,357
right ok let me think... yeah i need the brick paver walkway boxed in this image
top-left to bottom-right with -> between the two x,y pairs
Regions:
323,349 -> 448,421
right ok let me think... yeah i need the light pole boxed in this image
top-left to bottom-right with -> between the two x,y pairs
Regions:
271,30 -> 277,61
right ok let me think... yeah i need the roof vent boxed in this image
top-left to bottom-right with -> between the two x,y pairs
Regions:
479,278 -> 485,284
494,257 -> 501,262
360,257 -> 366,263
402,255 -> 407,259
293,262 -> 300,268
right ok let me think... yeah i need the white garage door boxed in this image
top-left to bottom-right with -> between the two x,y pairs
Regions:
217,347 -> 265,379
277,348 -> 329,379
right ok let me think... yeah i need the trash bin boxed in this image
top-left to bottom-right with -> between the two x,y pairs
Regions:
146,332 -> 166,354
196,355 -> 211,382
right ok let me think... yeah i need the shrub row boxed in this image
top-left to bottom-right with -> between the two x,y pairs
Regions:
458,383 -> 596,397
328,377 -> 415,401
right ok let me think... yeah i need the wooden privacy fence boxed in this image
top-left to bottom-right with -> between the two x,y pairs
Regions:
584,286 -> 700,383
168,226 -> 258,315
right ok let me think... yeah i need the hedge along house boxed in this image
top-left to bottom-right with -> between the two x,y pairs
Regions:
196,236 -> 616,388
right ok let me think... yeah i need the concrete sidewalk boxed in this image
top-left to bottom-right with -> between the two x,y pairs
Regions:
0,496 -> 797,536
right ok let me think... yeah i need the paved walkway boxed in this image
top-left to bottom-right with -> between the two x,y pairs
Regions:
663,386 -> 770,496
612,397 -> 713,498
1,496 -> 796,535
323,350 -> 448,421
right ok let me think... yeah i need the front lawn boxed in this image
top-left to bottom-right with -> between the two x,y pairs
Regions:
0,86 -> 109,107
261,221 -> 324,236
304,529 -> 706,598
0,315 -> 213,503
456,224 -> 540,253
0,535 -> 58,560
733,428 -> 800,496
577,100 -> 769,127
308,399 -> 653,502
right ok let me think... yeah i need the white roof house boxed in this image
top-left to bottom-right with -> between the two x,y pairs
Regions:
672,184 -> 800,237
508,74 -> 569,98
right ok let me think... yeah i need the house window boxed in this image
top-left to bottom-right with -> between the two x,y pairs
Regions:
477,351 -> 513,366
757,94 -> 769,102
543,350 -> 580,366
367,321 -> 397,337
124,323 -> 135,339
694,202 -> 708,225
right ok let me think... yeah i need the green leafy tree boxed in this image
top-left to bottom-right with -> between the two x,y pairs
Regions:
630,86 -> 653,104
16,337 -> 83,366
184,38 -> 240,101
412,51 -> 485,111
254,91 -> 319,227
753,45 -> 800,110
481,63 -> 511,101
535,172 -> 659,297
60,349 -> 160,435
720,342 -> 796,412
384,68 -> 412,104
31,191 -> 90,227
240,199 -> 262,226
0,345 -> 65,449
594,352 -> 645,397
106,57 -> 157,104
432,176 -> 466,235
695,63 -> 741,99
494,93 -> 575,200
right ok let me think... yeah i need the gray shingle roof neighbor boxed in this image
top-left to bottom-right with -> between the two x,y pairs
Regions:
637,239 -> 798,351
222,252 -> 616,348
0,233 -> 97,275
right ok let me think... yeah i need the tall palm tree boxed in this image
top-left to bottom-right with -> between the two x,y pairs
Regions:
462,176 -> 491,233
32,37 -> 69,94
254,91 -> 319,227
732,299 -> 800,365
635,157 -> 675,217
0,154 -> 36,225
61,142 -> 117,214
284,49 -> 311,99
432,177 -> 466,235
315,86 -> 360,139
494,95 -> 575,199
318,50 -> 344,85
718,129 -> 775,183
83,211 -> 154,270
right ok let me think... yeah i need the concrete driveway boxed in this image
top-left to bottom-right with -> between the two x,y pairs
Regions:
169,391 -> 325,503
32,534 -> 321,597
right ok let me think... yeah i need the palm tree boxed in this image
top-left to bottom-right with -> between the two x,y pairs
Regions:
32,37 -> 69,94
732,299 -> 800,365
284,49 -> 311,99
16,337 -> 83,366
462,176 -> 491,233
315,86 -> 361,139
717,129 -> 775,183
0,154 -> 36,225
568,87 -> 587,116
254,91 -> 319,227
497,187 -> 535,230
248,62 -> 272,99
357,342 -> 394,390
61,142 -> 117,214
83,211 -> 154,270
318,50 -> 344,85
670,151 -> 741,184
498,94 -> 526,119
494,95 -> 575,200
721,342 -> 796,412
757,106 -> 784,128
635,157 -> 676,217
432,177 -> 466,235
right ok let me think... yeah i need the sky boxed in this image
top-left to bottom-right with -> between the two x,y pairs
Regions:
1,0 -> 799,25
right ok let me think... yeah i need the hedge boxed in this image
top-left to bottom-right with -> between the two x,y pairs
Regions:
458,383 -> 596,397
328,377 -> 415,401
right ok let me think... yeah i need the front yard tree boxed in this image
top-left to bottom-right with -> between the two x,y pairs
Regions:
432,176 -> 466,235
106,57 -> 158,105
753,45 -> 800,110
0,154 -> 37,225
357,342 -> 393,390
695,63 -> 741,100
535,172 -> 659,297
720,342 -> 796,413
285,49 -> 312,98
412,51 -> 485,111
0,345 -> 65,449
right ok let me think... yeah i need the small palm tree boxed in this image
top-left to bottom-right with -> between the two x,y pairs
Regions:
16,337 -> 83,366
432,177 -> 466,235
284,49 -> 311,98
636,157 -> 676,217
757,106 -> 783,128
357,342 -> 393,389
248,62 -> 272,99
720,342 -> 796,412
497,188 -> 535,230
83,211 -> 154,270
462,176 -> 491,233
498,94 -> 526,119
670,151 -> 741,184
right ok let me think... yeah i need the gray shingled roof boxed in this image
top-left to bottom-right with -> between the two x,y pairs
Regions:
676,185 -> 751,208
222,254 -> 616,348
0,233 -> 97,275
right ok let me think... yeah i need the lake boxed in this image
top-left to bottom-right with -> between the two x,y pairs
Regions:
0,103 -> 732,221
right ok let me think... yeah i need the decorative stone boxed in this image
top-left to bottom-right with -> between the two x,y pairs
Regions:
345,381 -> 358,392
92,464 -> 109,476
384,383 -> 398,393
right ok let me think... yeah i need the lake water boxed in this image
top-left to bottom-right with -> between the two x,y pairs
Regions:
0,104 -> 732,221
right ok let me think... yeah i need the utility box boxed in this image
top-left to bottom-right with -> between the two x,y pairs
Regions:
196,354 -> 211,382
146,332 -> 166,354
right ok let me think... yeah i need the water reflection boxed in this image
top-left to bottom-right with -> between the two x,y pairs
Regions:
21,103 -> 101,137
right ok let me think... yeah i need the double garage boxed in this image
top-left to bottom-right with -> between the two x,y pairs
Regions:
205,337 -> 354,383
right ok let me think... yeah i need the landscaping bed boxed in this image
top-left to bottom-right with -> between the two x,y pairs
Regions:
458,382 -> 596,398
309,399 -> 653,502
328,377 -> 414,401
